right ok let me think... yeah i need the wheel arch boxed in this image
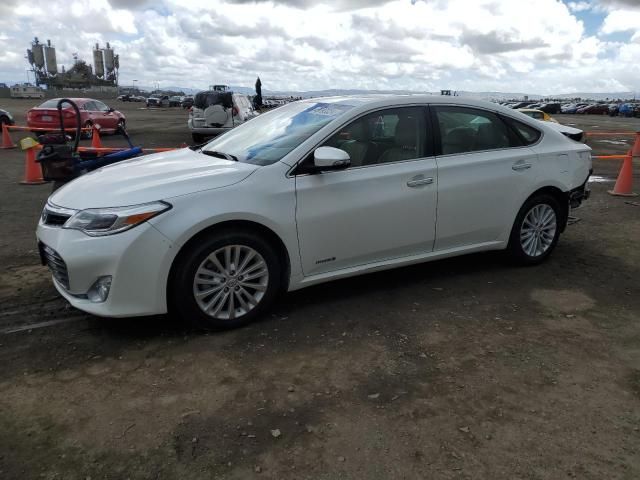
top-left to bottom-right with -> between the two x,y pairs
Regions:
167,219 -> 292,296
522,185 -> 570,232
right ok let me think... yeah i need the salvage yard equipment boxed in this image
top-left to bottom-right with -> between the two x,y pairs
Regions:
35,98 -> 143,189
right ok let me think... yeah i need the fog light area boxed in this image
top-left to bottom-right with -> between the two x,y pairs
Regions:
87,276 -> 112,303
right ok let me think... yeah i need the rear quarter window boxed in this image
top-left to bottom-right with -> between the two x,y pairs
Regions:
503,117 -> 542,145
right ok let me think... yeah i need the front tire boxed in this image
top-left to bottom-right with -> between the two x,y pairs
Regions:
169,229 -> 283,330
507,194 -> 561,265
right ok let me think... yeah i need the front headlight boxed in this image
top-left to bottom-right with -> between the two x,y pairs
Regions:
63,201 -> 171,236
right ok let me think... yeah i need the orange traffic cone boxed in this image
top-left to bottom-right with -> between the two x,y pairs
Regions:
608,149 -> 637,197
19,146 -> 47,185
1,122 -> 16,149
91,124 -> 103,149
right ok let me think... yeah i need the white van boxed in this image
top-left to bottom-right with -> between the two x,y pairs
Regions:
11,84 -> 45,99
188,90 -> 258,143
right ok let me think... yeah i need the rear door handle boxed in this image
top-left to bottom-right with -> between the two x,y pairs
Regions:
512,162 -> 532,171
407,176 -> 434,188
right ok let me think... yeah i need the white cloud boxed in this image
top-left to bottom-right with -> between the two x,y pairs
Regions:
568,1 -> 593,12
601,9 -> 640,34
0,0 -> 638,95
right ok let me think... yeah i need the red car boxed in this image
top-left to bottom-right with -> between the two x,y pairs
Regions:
27,98 -> 126,137
576,104 -> 609,115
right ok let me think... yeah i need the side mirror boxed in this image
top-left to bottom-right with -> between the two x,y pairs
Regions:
312,146 -> 350,172
107,107 -> 114,113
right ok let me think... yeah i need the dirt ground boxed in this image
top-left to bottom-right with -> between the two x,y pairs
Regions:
0,98 -> 639,479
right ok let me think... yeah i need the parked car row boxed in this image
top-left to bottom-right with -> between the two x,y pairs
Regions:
117,94 -> 146,102
500,100 -> 639,117
500,102 -> 562,114
560,103 -> 610,115
615,103 -> 640,118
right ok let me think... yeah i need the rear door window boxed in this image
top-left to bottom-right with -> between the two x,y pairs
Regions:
433,106 -> 515,155
83,101 -> 98,111
93,101 -> 109,112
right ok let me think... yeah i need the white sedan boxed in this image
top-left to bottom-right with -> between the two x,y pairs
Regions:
37,95 -> 592,329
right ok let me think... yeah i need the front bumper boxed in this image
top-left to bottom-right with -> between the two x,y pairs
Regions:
36,222 -> 174,317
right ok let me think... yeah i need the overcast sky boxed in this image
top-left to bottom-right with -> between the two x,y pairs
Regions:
0,0 -> 639,94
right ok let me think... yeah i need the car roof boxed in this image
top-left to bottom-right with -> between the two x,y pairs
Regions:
518,108 -> 544,113
291,94 -> 576,144
43,98 -> 92,103
296,94 -> 523,111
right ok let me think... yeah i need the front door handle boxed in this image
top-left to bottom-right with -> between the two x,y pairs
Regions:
512,162 -> 532,171
407,176 -> 434,188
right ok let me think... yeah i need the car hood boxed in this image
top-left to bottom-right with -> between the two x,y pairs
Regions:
50,148 -> 258,209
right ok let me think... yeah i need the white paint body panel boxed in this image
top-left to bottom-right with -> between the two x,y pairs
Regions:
296,158 -> 437,275
36,95 -> 592,318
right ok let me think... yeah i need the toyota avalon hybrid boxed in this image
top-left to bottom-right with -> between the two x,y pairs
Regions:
37,95 -> 592,329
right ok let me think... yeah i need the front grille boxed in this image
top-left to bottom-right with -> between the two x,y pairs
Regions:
42,210 -> 71,226
41,204 -> 76,227
39,242 -> 70,290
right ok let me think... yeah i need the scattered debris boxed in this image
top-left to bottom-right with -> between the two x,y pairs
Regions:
367,393 -> 380,399
271,429 -> 281,438
458,426 -> 470,433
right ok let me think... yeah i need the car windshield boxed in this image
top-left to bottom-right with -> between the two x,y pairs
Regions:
201,100 -> 355,166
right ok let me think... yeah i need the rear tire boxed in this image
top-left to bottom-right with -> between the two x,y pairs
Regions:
507,193 -> 561,265
0,115 -> 9,126
169,229 -> 283,330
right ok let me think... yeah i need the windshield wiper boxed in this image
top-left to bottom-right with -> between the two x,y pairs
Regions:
200,150 -> 238,162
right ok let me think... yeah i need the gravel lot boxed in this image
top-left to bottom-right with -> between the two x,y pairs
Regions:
0,98 -> 639,479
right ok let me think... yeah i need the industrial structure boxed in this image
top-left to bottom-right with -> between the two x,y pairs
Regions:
26,37 -> 119,90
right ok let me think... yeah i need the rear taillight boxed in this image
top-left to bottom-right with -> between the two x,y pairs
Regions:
63,111 -> 75,119
232,106 -> 239,116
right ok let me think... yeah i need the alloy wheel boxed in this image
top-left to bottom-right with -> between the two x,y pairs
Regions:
192,245 -> 269,320
520,204 -> 557,257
